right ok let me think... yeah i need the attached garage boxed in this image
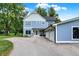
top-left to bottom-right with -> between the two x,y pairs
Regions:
46,31 -> 50,39
49,31 -> 54,41
54,17 -> 79,43
45,25 -> 55,41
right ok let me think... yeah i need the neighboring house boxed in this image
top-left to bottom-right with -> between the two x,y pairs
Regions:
54,17 -> 79,43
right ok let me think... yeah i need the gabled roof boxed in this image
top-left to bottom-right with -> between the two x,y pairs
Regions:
23,11 -> 46,21
45,25 -> 55,31
53,17 -> 79,26
24,11 -> 56,21
44,16 -> 56,21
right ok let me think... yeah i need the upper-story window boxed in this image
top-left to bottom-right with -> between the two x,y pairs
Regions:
25,21 -> 31,26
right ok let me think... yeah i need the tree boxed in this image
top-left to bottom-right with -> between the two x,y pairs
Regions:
0,4 -> 11,35
0,3 -> 25,35
48,7 -> 56,17
36,7 -> 61,23
10,4 -> 25,35
55,14 -> 61,23
36,6 -> 47,16
48,7 -> 61,23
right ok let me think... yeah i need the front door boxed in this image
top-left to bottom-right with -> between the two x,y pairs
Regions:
33,30 -> 39,35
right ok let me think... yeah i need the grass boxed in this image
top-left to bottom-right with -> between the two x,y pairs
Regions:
0,33 -> 23,55
0,40 -> 13,56
0,33 -> 23,40
0,33 -> 17,55
9,33 -> 23,37
0,35 -> 14,56
0,36 -> 13,40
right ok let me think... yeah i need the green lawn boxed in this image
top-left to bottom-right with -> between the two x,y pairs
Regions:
0,33 -> 23,55
0,35 -> 14,56
0,40 -> 13,56
0,34 -> 15,56
0,36 -> 13,40
0,33 -> 23,40
0,33 -> 23,56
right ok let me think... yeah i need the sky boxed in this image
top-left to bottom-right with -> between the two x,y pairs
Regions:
23,3 -> 79,21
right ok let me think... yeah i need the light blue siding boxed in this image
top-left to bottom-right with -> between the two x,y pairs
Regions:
25,21 -> 48,28
23,12 -> 49,36
57,20 -> 79,41
23,21 -> 48,36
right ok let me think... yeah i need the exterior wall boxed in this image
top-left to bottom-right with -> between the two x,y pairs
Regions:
23,21 -> 48,36
23,27 -> 33,36
24,21 -> 48,29
46,32 -> 50,39
23,13 -> 48,36
46,31 -> 54,41
56,20 -> 79,43
24,13 -> 46,21
49,31 -> 54,41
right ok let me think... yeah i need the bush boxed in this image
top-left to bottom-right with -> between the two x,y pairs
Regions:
0,40 -> 13,56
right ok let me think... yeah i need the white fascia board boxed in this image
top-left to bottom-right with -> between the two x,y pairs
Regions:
56,41 -> 79,43
53,24 -> 57,26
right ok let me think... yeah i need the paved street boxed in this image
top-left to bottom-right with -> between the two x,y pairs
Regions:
6,35 -> 79,56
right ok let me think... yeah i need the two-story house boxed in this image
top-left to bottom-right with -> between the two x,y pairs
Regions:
23,11 -> 56,36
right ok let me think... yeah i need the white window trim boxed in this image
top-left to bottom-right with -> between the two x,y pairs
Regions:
72,26 -> 79,40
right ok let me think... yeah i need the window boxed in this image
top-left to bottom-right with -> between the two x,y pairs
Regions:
26,30 -> 31,34
73,27 -> 79,39
26,21 -> 31,26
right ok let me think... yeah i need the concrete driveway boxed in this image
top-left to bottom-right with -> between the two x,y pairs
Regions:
7,35 -> 79,56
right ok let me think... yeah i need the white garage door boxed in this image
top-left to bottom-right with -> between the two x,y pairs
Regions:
46,32 -> 50,39
49,31 -> 54,41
